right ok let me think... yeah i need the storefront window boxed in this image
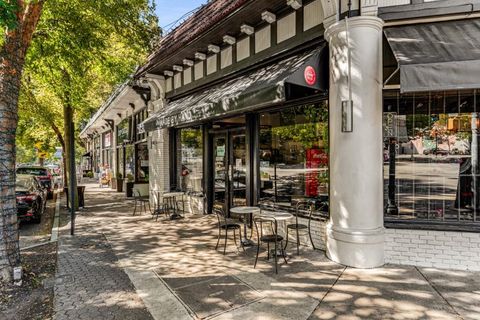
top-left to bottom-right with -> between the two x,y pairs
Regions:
259,103 -> 329,211
117,147 -> 124,178
125,144 -> 135,182
136,143 -> 149,182
179,127 -> 203,192
383,90 -> 479,224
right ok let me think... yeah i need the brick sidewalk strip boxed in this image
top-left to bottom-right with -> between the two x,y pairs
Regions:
53,230 -> 153,320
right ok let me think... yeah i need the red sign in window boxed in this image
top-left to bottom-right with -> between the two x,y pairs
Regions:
304,66 -> 316,86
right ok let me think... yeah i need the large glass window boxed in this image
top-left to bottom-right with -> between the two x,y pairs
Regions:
383,90 -> 479,224
259,103 -> 329,212
179,127 -> 203,192
125,144 -> 135,181
136,143 -> 149,182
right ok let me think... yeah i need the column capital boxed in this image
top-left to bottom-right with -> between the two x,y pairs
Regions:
324,16 -> 384,43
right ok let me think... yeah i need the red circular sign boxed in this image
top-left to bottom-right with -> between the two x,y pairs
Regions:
304,66 -> 316,86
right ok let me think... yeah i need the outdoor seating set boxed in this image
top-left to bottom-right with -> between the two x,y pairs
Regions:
132,188 -> 190,220
214,199 -> 316,273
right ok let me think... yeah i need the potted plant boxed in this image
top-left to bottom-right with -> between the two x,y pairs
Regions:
125,173 -> 135,197
116,173 -> 124,192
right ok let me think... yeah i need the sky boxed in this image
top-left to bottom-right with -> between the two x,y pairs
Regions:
154,0 -> 208,32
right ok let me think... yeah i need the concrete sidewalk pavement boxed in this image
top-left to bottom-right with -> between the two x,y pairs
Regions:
54,183 -> 480,319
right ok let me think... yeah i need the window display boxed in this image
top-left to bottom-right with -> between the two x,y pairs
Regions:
179,127 -> 203,192
259,103 -> 328,211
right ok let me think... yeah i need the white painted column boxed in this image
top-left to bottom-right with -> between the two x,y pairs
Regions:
325,16 -> 385,268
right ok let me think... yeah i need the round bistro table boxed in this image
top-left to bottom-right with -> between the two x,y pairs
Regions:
230,206 -> 260,247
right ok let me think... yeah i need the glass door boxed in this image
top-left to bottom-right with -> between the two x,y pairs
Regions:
213,134 -> 228,207
231,132 -> 246,207
212,130 -> 247,213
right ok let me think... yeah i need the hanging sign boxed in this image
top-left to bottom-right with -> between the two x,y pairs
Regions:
304,66 -> 317,86
383,112 -> 398,139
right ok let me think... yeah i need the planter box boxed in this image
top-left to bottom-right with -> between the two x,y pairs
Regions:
116,179 -> 124,192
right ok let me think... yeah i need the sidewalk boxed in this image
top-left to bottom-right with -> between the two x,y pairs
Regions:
53,190 -> 153,320
54,183 -> 480,320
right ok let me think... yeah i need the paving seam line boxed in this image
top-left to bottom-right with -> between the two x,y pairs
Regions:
415,266 -> 464,320
100,232 -> 186,320
201,273 -> 266,320
50,189 -> 61,242
308,265 -> 347,317
152,269 -> 195,319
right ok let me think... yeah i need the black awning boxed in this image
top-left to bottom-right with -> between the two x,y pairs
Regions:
82,152 -> 92,157
140,44 -> 328,131
384,18 -> 480,93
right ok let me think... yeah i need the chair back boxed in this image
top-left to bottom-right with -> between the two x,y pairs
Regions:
295,200 -> 314,224
213,203 -> 227,225
152,191 -> 164,209
132,188 -> 141,198
259,198 -> 277,217
253,213 -> 278,237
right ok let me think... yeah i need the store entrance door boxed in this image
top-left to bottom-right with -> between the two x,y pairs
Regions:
213,129 -> 247,214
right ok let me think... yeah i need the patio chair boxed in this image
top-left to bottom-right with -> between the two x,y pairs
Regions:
214,205 -> 244,255
132,188 -> 151,216
253,214 -> 287,274
151,191 -> 168,221
284,200 -> 316,254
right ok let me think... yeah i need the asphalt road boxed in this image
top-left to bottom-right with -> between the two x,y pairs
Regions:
19,194 -> 56,249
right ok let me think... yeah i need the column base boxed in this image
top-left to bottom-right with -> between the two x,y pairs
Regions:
326,222 -> 385,268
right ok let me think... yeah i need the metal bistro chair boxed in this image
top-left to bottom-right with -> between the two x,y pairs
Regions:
214,205 -> 244,255
152,191 -> 168,221
285,200 -> 316,255
132,188 -> 151,216
253,214 -> 287,274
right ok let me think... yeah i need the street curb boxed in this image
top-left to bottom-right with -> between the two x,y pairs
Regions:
50,190 -> 61,242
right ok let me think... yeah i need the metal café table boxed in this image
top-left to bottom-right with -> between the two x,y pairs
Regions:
230,206 -> 260,246
163,191 -> 185,220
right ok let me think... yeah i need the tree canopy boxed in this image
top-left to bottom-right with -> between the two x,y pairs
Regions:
17,0 -> 160,163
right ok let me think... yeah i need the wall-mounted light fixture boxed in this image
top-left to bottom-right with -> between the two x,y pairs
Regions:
208,44 -> 220,53
183,59 -> 194,67
287,0 -> 302,10
261,11 -> 276,24
240,24 -> 254,35
195,52 -> 206,60
341,100 -> 353,132
172,65 -> 183,72
164,70 -> 174,77
223,35 -> 236,45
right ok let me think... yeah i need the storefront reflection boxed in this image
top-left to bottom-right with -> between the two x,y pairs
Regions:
383,90 -> 479,223
259,103 -> 329,212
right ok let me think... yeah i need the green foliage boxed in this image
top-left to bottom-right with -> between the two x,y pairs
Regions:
0,0 -> 18,32
16,0 -> 160,160
181,129 -> 202,149
271,104 -> 328,151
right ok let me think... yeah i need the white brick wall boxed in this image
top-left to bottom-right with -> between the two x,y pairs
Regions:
149,128 -> 170,197
385,229 -> 480,271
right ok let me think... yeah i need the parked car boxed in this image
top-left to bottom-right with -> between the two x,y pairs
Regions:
423,148 -> 449,156
16,166 -> 53,199
15,174 -> 47,223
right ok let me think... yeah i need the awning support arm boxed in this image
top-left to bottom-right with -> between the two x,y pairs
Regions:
384,66 -> 399,86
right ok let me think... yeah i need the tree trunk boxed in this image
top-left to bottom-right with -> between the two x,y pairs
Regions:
63,104 -> 78,210
0,0 -> 45,282
0,39 -> 22,282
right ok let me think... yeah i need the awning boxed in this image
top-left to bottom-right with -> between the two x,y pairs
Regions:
140,44 -> 328,131
384,18 -> 480,93
82,152 -> 92,157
